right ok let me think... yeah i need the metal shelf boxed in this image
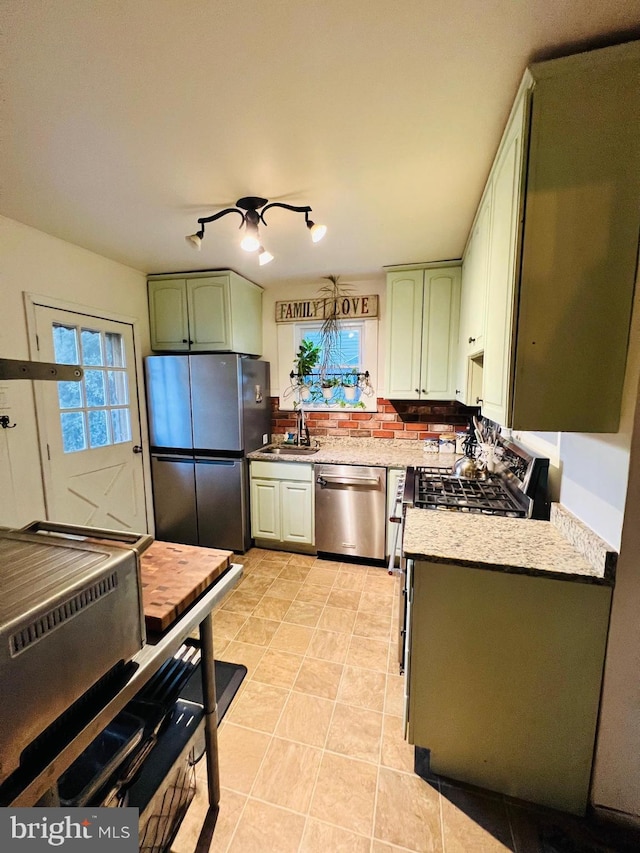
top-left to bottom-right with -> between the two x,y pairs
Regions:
2,563 -> 243,807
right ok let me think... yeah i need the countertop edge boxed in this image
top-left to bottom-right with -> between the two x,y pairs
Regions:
403,549 -> 615,586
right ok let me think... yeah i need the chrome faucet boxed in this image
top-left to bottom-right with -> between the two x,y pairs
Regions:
296,406 -> 310,446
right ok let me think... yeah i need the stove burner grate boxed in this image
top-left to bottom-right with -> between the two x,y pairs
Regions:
413,467 -> 529,517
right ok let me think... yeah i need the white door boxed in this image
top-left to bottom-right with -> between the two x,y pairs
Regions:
34,306 -> 148,532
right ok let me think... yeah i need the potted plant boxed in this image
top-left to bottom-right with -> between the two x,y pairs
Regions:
321,376 -> 341,400
293,338 -> 320,399
341,369 -> 359,401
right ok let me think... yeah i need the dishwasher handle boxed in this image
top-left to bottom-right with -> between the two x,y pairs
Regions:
316,474 -> 380,487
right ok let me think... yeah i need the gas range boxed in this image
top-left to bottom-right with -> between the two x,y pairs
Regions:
404,436 -> 550,520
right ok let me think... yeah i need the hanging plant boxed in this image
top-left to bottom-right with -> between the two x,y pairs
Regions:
317,274 -> 352,380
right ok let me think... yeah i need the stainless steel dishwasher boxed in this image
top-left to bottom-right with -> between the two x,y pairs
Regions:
315,464 -> 387,560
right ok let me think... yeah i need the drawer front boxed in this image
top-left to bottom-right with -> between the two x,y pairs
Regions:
250,461 -> 313,482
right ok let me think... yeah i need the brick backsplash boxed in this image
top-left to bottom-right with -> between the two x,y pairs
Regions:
270,397 -> 478,439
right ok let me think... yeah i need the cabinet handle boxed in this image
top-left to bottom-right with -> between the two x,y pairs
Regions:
421,389 -> 426,394
468,336 -> 476,344
415,388 -> 420,393
455,389 -> 461,395
182,339 -> 188,343
476,397 -> 483,404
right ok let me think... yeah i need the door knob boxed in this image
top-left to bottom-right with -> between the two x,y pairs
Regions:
133,445 -> 143,454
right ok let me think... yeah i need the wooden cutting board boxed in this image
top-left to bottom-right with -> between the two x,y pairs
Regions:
140,541 -> 232,632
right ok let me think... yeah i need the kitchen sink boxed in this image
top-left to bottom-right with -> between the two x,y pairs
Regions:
260,446 -> 319,456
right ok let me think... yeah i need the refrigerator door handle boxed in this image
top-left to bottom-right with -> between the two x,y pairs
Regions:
154,455 -> 194,463
194,458 -> 236,466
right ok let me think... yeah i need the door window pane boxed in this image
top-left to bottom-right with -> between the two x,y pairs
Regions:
85,370 -> 107,407
105,333 -> 125,367
81,329 -> 103,366
108,370 -> 128,405
53,325 -> 80,364
57,381 -> 83,409
111,408 -> 132,443
88,410 -> 110,447
60,412 -> 87,452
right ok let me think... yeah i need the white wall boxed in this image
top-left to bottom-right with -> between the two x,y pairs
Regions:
567,268 -> 640,817
0,216 -> 150,527
591,361 -> 640,818
556,273 -> 640,550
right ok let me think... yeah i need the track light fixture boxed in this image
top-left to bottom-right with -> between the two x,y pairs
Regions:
185,196 -> 326,263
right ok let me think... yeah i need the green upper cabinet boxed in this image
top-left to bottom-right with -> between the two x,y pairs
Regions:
478,41 -> 640,432
385,264 -> 461,400
456,183 -> 492,407
148,278 -> 190,351
148,270 -> 263,356
481,88 -> 529,427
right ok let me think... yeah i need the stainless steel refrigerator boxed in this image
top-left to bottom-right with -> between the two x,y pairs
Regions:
145,354 -> 270,552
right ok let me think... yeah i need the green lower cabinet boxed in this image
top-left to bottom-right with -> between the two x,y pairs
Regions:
408,559 -> 611,815
250,461 -> 315,551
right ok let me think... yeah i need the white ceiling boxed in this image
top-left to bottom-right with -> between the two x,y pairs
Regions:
2,1 -> 640,288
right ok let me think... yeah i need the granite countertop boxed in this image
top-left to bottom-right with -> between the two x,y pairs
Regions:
403,503 -> 617,586
248,436 -> 459,470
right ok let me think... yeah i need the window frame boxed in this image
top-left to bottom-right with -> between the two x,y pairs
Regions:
276,318 -> 378,412
53,323 -> 133,453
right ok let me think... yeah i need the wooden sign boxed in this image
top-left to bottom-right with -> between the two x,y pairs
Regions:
275,295 -> 378,323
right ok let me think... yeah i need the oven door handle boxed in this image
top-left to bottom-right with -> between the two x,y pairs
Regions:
316,475 -> 379,487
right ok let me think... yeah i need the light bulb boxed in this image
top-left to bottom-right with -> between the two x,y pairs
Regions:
309,222 -> 327,243
240,232 -> 260,252
259,247 -> 274,265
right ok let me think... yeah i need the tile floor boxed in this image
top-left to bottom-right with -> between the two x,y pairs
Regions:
172,548 -> 640,853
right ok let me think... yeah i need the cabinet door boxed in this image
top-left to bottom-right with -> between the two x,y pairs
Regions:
461,188 -> 492,357
481,92 -> 528,427
420,267 -> 461,400
280,480 -> 314,545
187,276 -> 231,351
250,478 -> 280,540
457,190 -> 491,405
385,271 -> 424,400
149,280 -> 190,351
